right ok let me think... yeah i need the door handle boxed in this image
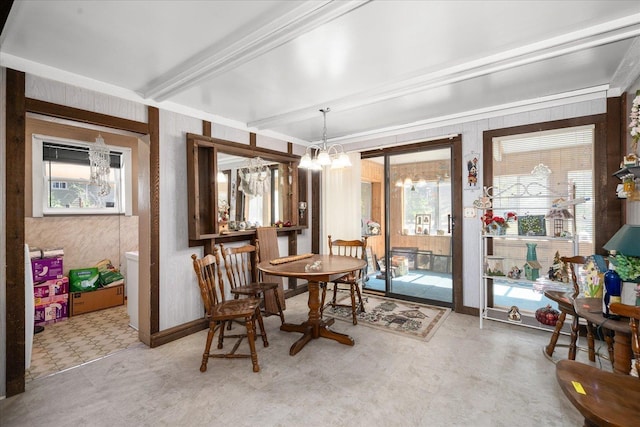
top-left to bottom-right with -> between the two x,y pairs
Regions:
448,215 -> 454,233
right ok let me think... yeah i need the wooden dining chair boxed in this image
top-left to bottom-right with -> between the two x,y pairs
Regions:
219,243 -> 285,324
256,226 -> 286,314
320,235 -> 368,325
544,255 -> 597,361
191,249 -> 268,373
556,302 -> 640,426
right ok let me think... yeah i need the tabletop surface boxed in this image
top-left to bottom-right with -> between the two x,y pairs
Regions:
574,297 -> 631,334
258,254 -> 366,279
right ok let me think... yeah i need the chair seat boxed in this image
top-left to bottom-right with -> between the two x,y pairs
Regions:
212,298 -> 262,320
556,359 -> 640,426
230,282 -> 279,296
334,273 -> 357,283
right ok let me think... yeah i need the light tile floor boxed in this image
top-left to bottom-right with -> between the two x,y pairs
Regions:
26,304 -> 140,383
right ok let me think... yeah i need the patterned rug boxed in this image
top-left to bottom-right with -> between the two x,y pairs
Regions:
324,293 -> 451,342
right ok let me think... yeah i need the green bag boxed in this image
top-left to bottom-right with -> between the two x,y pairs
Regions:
69,268 -> 100,292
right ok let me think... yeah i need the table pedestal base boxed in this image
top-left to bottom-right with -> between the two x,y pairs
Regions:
280,318 -> 354,355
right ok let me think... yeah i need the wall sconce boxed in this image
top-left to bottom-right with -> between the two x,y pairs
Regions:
298,201 -> 307,220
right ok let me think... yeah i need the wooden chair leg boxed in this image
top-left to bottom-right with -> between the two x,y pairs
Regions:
569,314 -> 579,360
546,311 -> 567,357
255,310 -> 269,348
244,316 -> 260,373
331,282 -> 339,305
349,284 -> 358,325
586,321 -> 596,362
355,282 -> 365,314
604,330 -> 614,368
218,320 -> 226,350
201,323 -> 216,372
272,288 -> 285,324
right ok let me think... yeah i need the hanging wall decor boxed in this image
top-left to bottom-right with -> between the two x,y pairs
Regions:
464,151 -> 480,190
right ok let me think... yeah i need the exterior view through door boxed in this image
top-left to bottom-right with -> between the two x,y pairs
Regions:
361,147 -> 453,307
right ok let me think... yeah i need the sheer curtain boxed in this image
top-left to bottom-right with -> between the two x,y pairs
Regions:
321,153 -> 362,253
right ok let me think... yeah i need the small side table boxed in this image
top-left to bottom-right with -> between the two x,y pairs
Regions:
574,297 -> 632,375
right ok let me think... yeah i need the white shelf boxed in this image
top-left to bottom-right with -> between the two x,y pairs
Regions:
479,183 -> 578,330
481,234 -> 574,242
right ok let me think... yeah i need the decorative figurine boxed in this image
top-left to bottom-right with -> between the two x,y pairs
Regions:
507,306 -> 521,322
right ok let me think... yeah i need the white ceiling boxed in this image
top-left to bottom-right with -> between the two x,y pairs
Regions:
2,1 -> 640,148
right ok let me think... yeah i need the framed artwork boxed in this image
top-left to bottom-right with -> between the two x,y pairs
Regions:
415,214 -> 430,234
517,215 -> 546,236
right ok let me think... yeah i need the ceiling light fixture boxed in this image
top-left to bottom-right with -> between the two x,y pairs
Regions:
299,108 -> 351,170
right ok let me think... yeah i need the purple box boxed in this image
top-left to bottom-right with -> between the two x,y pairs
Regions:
34,298 -> 69,326
33,277 -> 69,301
31,256 -> 64,282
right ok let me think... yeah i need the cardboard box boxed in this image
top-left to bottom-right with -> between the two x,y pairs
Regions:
31,256 -> 64,282
35,297 -> 69,326
70,283 -> 124,316
33,277 -> 69,303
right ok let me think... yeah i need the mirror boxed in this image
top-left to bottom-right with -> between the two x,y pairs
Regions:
218,153 -> 291,227
186,133 -> 300,239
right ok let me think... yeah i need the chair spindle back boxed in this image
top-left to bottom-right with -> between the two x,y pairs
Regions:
220,243 -> 257,290
191,249 -> 226,314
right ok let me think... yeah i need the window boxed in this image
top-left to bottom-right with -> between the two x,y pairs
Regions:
492,124 -> 594,252
32,134 -> 132,216
51,181 -> 67,190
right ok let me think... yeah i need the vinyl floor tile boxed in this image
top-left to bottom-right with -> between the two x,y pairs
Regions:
25,304 -> 139,383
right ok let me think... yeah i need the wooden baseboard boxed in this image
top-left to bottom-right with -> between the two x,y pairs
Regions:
150,318 -> 208,348
148,288 -> 307,347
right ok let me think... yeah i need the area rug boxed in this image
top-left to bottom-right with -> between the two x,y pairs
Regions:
324,293 -> 451,342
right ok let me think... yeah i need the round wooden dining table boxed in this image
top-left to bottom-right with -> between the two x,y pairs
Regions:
258,254 -> 367,356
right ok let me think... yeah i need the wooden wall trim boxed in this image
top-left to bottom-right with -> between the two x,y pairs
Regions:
482,110 -> 622,310
311,171 -> 321,254
148,106 -> 160,336
150,318 -> 208,348
5,68 -> 26,397
25,98 -> 148,135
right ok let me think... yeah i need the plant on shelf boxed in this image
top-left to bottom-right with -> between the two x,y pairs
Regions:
481,210 -> 517,235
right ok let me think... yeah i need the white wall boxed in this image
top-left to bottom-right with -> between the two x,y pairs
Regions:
158,110 -> 204,330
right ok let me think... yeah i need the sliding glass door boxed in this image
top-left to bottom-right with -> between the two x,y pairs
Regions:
362,146 -> 454,307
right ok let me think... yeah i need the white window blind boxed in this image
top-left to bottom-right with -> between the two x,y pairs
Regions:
492,125 -> 594,252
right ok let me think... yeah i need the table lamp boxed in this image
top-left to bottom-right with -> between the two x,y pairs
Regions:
603,224 -> 640,257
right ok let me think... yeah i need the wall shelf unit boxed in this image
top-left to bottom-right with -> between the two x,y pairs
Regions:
478,183 -> 579,331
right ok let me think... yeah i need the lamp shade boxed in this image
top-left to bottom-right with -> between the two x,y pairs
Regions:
603,224 -> 640,257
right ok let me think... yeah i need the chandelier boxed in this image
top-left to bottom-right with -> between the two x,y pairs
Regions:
238,157 -> 269,197
88,134 -> 111,197
299,108 -> 351,170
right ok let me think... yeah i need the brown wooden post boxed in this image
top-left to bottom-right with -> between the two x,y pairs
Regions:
5,68 -> 26,396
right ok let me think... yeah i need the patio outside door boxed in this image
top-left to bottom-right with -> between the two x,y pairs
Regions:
362,147 -> 454,308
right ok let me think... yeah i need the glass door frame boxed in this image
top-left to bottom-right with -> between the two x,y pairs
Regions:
360,136 -> 464,312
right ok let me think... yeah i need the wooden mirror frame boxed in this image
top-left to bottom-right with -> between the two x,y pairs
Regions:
186,133 -> 300,241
